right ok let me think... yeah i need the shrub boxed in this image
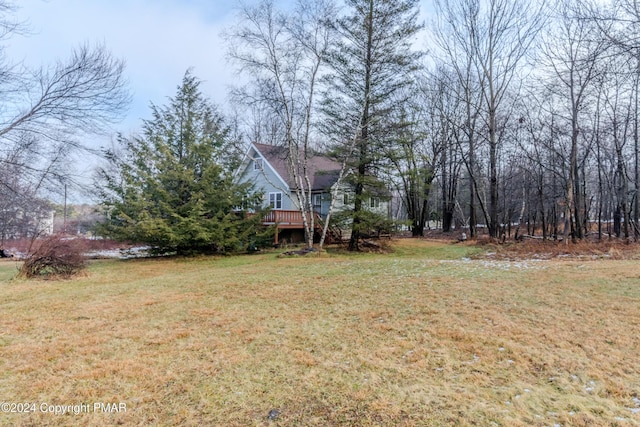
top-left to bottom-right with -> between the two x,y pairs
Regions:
18,235 -> 87,279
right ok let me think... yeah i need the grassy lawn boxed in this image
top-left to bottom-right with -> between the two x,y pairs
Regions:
0,239 -> 639,426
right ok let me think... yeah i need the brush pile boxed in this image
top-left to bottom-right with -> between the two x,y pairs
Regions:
18,235 -> 87,279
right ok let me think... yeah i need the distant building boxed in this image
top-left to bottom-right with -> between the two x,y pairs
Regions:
0,204 -> 55,243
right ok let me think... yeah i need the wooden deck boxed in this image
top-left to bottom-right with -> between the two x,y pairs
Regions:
261,210 -> 306,229
257,210 -> 343,244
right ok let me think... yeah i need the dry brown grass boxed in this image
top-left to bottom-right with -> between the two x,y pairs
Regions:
0,240 -> 639,426
475,238 -> 640,261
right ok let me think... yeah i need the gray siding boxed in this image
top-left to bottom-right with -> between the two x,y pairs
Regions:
236,145 -> 390,219
236,147 -> 295,210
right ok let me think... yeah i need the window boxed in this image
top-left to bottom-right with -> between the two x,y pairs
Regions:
343,193 -> 352,204
269,192 -> 283,209
253,158 -> 263,170
313,194 -> 322,209
370,197 -> 380,208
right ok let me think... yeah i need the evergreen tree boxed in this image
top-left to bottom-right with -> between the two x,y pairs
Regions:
322,0 -> 422,250
97,71 -> 264,255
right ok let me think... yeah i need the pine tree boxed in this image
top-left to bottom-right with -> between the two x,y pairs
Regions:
322,0 -> 422,250
97,71 -> 264,255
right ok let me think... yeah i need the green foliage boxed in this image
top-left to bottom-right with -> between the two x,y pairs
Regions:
332,183 -> 395,238
322,0 -> 423,145
248,225 -> 277,251
321,0 -> 423,250
97,71 -> 264,255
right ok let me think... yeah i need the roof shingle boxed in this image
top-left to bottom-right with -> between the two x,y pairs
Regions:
253,143 -> 342,191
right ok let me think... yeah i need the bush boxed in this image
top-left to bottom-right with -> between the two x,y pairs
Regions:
18,235 -> 87,279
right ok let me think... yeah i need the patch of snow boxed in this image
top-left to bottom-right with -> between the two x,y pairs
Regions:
86,246 -> 151,259
438,259 -> 549,272
584,380 -> 596,392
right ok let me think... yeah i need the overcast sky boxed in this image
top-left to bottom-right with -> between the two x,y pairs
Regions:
8,0 -> 430,201
10,0 -> 244,135
10,0 -> 431,130
7,0 -> 250,201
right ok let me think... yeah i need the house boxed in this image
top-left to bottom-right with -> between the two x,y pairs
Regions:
235,142 -> 390,244
0,203 -> 54,244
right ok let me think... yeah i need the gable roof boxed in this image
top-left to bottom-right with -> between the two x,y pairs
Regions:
253,143 -> 342,192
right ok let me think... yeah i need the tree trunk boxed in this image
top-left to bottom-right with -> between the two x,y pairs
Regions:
489,103 -> 499,239
348,0 -> 374,252
635,63 -> 640,239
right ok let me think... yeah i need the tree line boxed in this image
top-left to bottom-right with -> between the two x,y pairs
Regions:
225,0 -> 640,245
423,0 -> 640,242
422,0 -> 640,243
4,0 -> 640,254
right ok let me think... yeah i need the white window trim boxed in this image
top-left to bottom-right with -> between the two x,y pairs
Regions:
253,158 -> 263,170
269,192 -> 283,210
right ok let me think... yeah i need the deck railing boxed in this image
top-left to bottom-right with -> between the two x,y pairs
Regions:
262,210 -> 305,225
246,209 -> 343,244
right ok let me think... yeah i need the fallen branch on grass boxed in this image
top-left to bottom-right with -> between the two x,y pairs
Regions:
279,247 -> 318,257
18,235 -> 87,279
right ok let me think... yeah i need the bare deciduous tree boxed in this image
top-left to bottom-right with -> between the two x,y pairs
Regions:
433,0 -> 545,239
540,1 -> 607,242
0,2 -> 129,206
226,0 -> 335,249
